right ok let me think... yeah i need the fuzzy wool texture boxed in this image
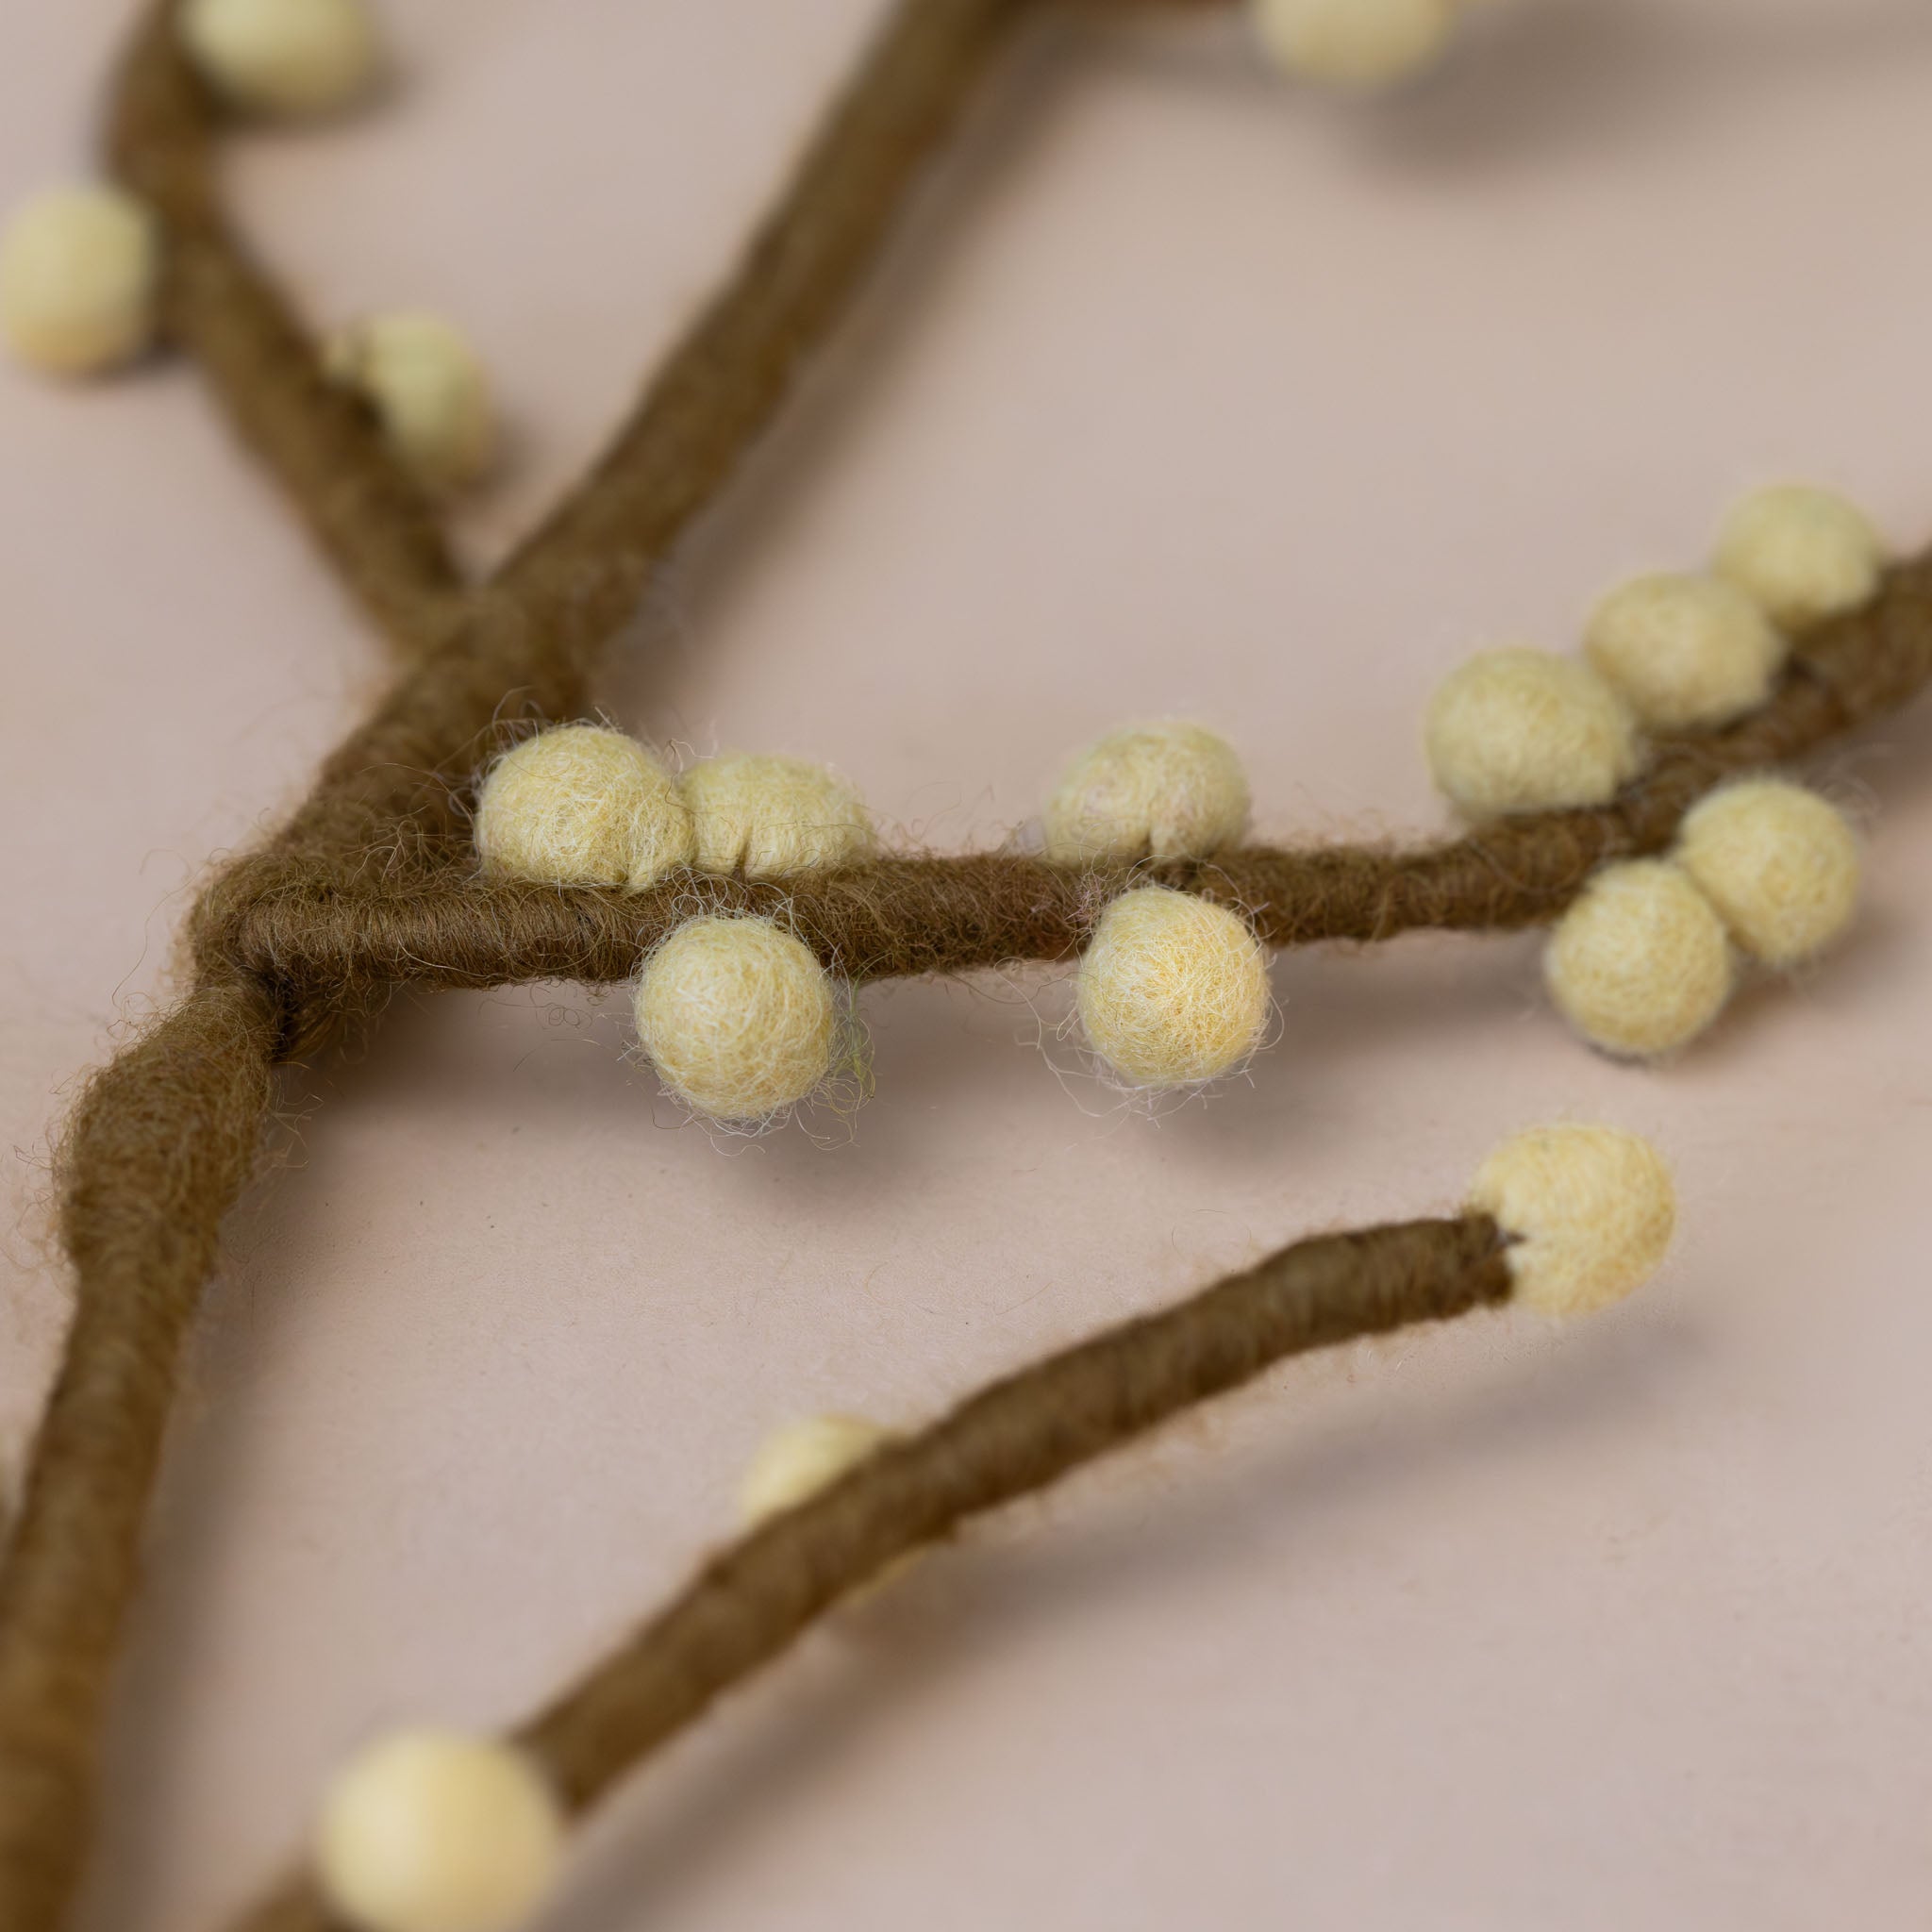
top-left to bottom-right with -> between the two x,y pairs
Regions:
1676,779 -> 1862,968
313,1730 -> 562,1932
681,754 -> 874,876
1544,858 -> 1734,1058
1424,647 -> 1641,819
0,185 -> 158,376
1469,1125 -> 1676,1318
737,1415 -> 898,1529
179,0 -> 380,117
16,0 -> 1932,1924
1250,0 -> 1454,89
474,725 -> 691,891
325,311 -> 497,496
1043,721 -> 1249,864
634,915 -> 838,1122
1715,484 -> 1887,632
1584,572 -> 1787,731
1075,886 -> 1270,1089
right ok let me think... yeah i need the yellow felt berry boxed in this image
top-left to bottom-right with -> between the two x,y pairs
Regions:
1044,722 -> 1249,864
475,725 -> 691,890
635,916 -> 837,1122
180,0 -> 381,117
738,1414 -> 896,1529
1251,0 -> 1455,90
326,312 -> 497,496
682,754 -> 874,876
313,1730 -> 563,1932
1470,1124 -> 1676,1317
1676,780 -> 1861,968
1583,573 -> 1786,731
1544,859 -> 1733,1058
1076,887 -> 1269,1089
1714,485 -> 1886,631
1,186 -> 158,377
1424,648 -> 1641,818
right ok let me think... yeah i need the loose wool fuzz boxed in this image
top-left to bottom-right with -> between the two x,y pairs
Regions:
0,186 -> 158,377
475,725 -> 691,891
1544,859 -> 1733,1058
1251,0 -> 1455,90
179,0 -> 381,117
682,753 -> 874,875
1714,484 -> 1886,632
325,311 -> 497,496
634,916 -> 837,1122
313,1730 -> 563,1932
738,1414 -> 897,1529
1583,572 -> 1787,731
1076,887 -> 1270,1090
1676,779 -> 1862,968
1424,648 -> 1641,818
1470,1124 -> 1676,1318
1044,722 -> 1250,863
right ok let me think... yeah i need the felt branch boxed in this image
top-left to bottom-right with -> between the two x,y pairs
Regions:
199,570 -> 1931,1037
0,0 -> 1922,1926
224,1211 -> 1512,1932
0,1 -> 1115,1923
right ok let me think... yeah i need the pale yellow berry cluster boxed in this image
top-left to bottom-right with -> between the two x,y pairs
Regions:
476,719 -> 1271,1119
1546,778 -> 1863,1058
1426,484 -> 1887,821
1424,483 -> 1878,1059
475,725 -> 875,1123
1250,0 -> 1487,92
2,0 -> 496,493
475,726 -> 875,892
1042,721 -> 1273,1092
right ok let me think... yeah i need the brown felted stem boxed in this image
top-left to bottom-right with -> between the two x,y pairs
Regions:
207,570 -> 1932,1024
225,1212 -> 1510,1932
0,1 -> 1074,1924
103,2 -> 469,658
2,0 -> 1922,1920
0,980 -> 279,1932
264,0 -> 1052,859
489,0 -> 1038,667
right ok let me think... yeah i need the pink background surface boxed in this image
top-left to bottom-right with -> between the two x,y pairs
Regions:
5,1 -> 1932,1926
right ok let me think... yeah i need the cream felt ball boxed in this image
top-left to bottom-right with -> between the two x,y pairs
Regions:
1044,722 -> 1249,863
1076,887 -> 1270,1089
1544,859 -> 1733,1058
1424,648 -> 1641,818
1252,0 -> 1455,90
1470,1124 -> 1676,1317
0,186 -> 159,377
313,1730 -> 564,1932
1714,484 -> 1886,631
180,0 -> 381,117
682,754 -> 874,875
475,725 -> 691,890
1676,780 -> 1861,968
326,311 -> 497,495
1583,572 -> 1787,731
738,1414 -> 896,1529
635,916 -> 838,1122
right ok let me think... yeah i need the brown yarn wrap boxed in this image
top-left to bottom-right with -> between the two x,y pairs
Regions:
0,0 -> 1074,1923
0,0 -> 1925,1926
228,1212 -> 1513,1932
206,575 -> 1930,1024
